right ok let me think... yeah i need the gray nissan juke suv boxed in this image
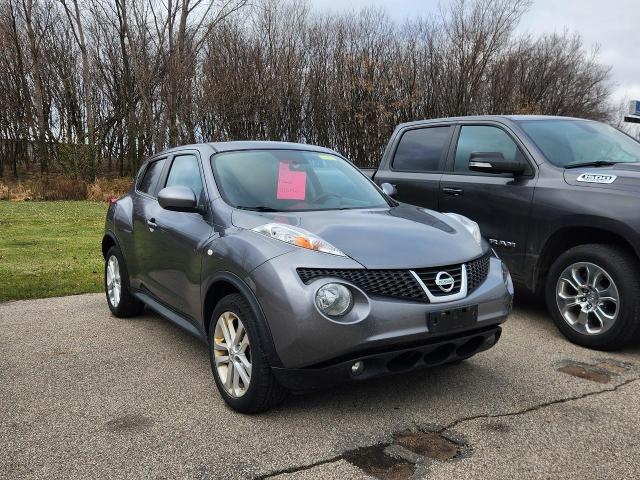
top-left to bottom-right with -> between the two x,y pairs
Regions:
102,141 -> 513,412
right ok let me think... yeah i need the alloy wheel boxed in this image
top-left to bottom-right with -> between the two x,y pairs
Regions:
556,262 -> 619,335
106,255 -> 121,308
213,311 -> 252,397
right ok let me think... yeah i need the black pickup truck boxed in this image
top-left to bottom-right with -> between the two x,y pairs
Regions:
364,115 -> 640,350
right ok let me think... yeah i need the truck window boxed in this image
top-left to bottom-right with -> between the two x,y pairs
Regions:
392,127 -> 451,172
454,126 -> 520,173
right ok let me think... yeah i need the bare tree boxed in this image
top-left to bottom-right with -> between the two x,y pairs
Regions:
59,0 -> 96,178
0,0 -> 617,176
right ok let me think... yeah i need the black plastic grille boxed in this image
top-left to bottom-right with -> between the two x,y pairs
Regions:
414,265 -> 464,297
466,253 -> 491,294
296,252 -> 491,302
296,268 -> 427,302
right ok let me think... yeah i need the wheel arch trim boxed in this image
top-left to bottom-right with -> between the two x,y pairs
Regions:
202,271 -> 284,368
102,230 -> 122,259
532,220 -> 639,293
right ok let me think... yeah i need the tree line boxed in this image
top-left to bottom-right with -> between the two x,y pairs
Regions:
0,0 -> 612,177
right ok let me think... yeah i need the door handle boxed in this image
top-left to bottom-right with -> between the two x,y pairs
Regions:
442,187 -> 464,196
147,218 -> 158,231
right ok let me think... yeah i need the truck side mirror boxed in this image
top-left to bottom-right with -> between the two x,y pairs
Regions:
468,152 -> 525,176
380,182 -> 397,197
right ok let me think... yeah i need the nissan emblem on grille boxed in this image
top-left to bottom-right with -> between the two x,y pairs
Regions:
435,271 -> 455,292
296,253 -> 490,303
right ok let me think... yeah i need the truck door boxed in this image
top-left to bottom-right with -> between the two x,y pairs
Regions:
439,124 -> 536,282
374,125 -> 454,210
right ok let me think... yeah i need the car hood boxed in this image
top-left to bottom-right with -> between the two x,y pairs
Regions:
563,163 -> 640,193
231,204 -> 486,269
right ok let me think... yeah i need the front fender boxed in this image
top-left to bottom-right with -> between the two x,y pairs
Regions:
200,270 -> 284,368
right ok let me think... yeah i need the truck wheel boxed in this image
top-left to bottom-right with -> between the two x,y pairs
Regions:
545,244 -> 640,350
104,246 -> 144,317
208,294 -> 287,413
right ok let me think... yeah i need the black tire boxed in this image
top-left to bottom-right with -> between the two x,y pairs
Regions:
545,244 -> 640,350
208,293 -> 287,413
104,246 -> 144,318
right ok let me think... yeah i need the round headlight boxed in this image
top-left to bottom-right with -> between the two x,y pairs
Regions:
315,283 -> 353,317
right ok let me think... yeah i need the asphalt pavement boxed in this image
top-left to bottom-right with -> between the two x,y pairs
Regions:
1,293 -> 639,479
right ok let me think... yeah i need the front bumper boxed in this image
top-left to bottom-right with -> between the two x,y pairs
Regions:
248,249 -> 512,370
272,325 -> 502,391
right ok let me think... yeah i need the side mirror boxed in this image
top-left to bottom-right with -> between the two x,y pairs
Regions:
157,186 -> 198,212
468,152 -> 525,176
380,182 -> 397,197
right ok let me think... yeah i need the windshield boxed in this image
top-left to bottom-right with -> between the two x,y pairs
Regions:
211,149 -> 389,211
518,119 -> 640,168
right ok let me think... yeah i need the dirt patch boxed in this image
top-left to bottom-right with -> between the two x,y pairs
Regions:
393,430 -> 460,461
105,414 -> 154,433
481,421 -> 512,433
595,360 -> 632,374
339,430 -> 468,479
48,350 -> 74,356
558,363 -> 611,384
342,444 -> 415,480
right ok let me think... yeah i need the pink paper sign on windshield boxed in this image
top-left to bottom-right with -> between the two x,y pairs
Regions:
277,161 -> 306,200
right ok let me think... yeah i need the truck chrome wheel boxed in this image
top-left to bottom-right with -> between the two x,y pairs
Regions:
556,262 -> 619,335
106,255 -> 121,308
213,312 -> 252,398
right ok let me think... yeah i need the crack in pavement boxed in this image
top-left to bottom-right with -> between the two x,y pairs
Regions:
254,454 -> 344,479
438,375 -> 640,433
253,376 -> 640,479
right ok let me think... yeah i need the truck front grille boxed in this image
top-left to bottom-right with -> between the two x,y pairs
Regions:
296,253 -> 491,303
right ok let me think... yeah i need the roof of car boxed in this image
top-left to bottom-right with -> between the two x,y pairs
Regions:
208,140 -> 338,154
148,141 -> 340,161
397,114 -> 590,129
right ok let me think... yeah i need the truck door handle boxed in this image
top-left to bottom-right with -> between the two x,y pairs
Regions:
147,218 -> 158,231
442,187 -> 464,196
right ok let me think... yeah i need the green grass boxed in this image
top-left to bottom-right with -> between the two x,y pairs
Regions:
0,201 -> 107,302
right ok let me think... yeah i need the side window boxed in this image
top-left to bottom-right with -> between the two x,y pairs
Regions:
165,154 -> 204,205
137,158 -> 166,195
454,126 -> 522,173
392,126 -> 451,172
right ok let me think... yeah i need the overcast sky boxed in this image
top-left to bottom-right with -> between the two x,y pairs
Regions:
309,0 -> 640,111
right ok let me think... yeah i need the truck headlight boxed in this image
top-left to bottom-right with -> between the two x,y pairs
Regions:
315,283 -> 353,316
501,261 -> 514,294
444,212 -> 482,245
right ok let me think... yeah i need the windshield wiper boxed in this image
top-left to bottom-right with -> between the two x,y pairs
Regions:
235,205 -> 280,212
564,160 -> 619,169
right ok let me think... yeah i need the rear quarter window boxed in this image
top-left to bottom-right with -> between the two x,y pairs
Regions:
137,158 -> 166,196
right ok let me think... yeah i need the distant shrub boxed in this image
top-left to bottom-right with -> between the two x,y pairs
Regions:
87,177 -> 133,202
35,176 -> 88,200
0,181 -> 34,201
0,175 -> 132,201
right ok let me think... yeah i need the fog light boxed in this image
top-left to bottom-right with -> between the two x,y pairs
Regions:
351,361 -> 364,376
315,283 -> 352,316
